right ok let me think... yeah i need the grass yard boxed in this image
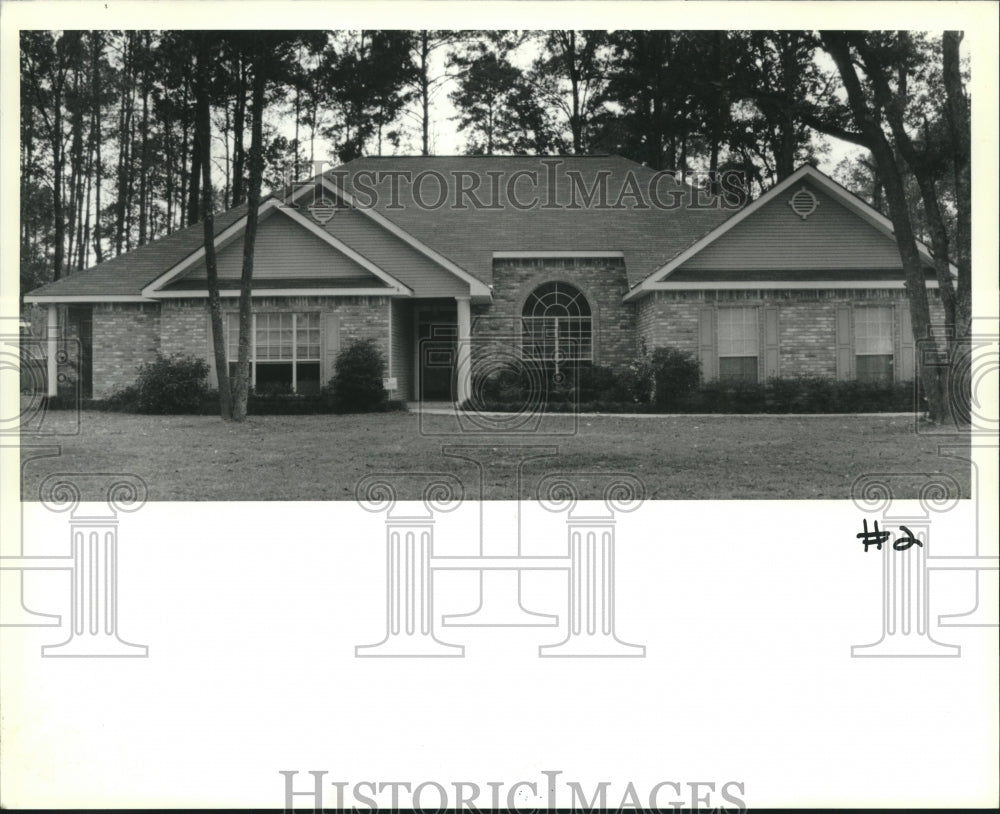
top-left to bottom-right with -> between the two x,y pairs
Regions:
19,408 -> 970,501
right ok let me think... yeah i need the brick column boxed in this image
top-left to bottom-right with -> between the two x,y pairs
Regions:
46,305 -> 58,397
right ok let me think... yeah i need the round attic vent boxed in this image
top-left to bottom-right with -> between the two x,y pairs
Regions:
788,186 -> 819,220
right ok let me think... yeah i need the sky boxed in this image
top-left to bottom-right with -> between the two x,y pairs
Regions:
270,32 -> 866,189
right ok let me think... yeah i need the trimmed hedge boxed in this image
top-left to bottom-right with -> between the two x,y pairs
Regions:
465,375 -> 916,414
41,392 -> 407,416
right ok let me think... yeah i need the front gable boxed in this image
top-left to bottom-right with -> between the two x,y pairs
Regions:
144,200 -> 411,297
672,177 -> 903,275
624,164 -> 948,299
167,206 -> 388,286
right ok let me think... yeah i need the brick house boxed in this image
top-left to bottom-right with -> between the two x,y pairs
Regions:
23,157 -> 948,401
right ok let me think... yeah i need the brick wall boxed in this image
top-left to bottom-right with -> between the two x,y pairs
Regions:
92,303 -> 161,398
475,257 -> 636,372
636,288 -> 947,380
158,296 -> 391,386
160,300 -> 210,359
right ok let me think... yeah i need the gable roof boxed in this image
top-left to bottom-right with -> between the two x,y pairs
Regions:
624,164 -> 953,300
322,155 -> 735,289
26,158 -> 938,305
23,202 -> 257,302
25,154 -> 734,303
142,200 -> 412,297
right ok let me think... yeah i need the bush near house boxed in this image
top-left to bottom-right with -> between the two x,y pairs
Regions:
326,338 -> 388,413
650,347 -> 701,409
464,346 -> 916,414
93,341 -> 399,415
107,353 -> 210,414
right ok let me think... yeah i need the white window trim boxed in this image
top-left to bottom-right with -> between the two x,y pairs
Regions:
226,311 -> 322,393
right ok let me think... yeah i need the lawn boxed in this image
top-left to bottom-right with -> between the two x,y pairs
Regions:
19,408 -> 970,501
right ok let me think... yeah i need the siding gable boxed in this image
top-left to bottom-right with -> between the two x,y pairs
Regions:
318,205 -> 470,298
177,209 -> 380,282
674,179 -> 903,273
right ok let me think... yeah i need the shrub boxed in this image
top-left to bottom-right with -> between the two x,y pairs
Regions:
619,355 -> 654,403
253,380 -> 294,397
650,347 -> 701,408
328,338 -> 387,412
110,353 -> 210,414
577,364 -> 619,402
472,365 -> 531,405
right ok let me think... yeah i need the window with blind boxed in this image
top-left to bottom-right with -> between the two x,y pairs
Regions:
717,307 -> 759,383
854,306 -> 894,383
225,312 -> 322,394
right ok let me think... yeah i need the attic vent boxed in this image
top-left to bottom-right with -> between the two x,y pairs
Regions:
788,187 -> 819,220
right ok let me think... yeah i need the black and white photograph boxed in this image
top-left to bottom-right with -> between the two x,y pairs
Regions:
1,1 -> 997,810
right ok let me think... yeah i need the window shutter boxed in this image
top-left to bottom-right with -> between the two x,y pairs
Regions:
205,312 -> 218,389
698,307 -> 717,382
835,304 -> 854,380
761,306 -> 779,382
897,304 -> 915,381
321,313 -> 340,386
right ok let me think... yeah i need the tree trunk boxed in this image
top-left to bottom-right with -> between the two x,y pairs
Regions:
195,38 -> 233,421
420,32 -> 431,155
857,37 -> 958,334
138,34 -> 150,246
231,55 -> 247,207
89,31 -> 103,265
942,31 -> 972,422
232,59 -> 265,422
823,32 -> 950,423
186,133 -> 201,225
113,33 -> 132,256
52,82 -> 65,279
178,79 -> 189,233
67,61 -> 84,271
81,111 -> 94,270
165,100 -> 176,234
184,61 -> 201,226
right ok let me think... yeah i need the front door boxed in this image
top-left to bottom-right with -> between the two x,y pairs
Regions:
416,303 -> 457,401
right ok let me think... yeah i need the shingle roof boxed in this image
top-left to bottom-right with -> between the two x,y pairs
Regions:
25,155 -> 738,299
25,202 -> 256,299
330,154 -> 736,287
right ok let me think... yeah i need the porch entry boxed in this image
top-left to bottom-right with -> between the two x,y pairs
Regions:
415,301 -> 457,401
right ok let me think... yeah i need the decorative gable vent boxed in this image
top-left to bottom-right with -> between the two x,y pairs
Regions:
788,186 -> 819,220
